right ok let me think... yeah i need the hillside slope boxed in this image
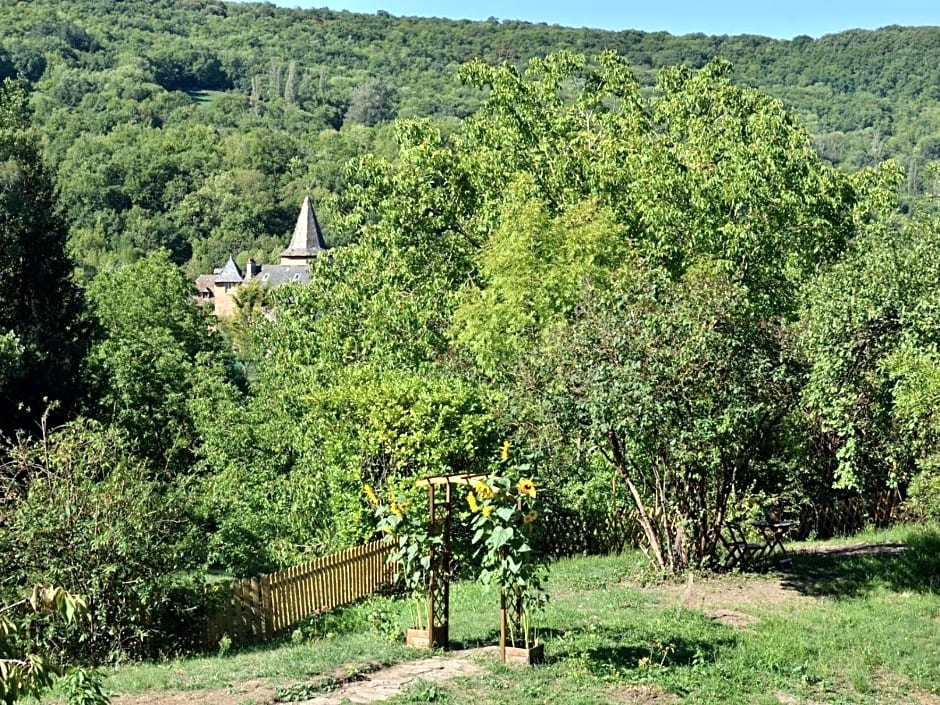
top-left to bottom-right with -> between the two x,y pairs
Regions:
1,0 -> 936,271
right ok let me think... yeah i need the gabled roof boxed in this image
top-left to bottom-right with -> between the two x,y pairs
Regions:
194,274 -> 216,294
280,195 -> 327,259
214,256 -> 244,284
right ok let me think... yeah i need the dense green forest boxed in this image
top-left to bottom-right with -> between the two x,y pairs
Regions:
1,0 -> 940,274
3,0 -> 940,686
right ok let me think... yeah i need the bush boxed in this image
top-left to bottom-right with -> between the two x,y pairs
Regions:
907,464 -> 940,521
0,587 -> 107,705
3,422 -> 208,662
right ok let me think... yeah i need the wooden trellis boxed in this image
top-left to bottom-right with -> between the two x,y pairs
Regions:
413,472 -> 487,649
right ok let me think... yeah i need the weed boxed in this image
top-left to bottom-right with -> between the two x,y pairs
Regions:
275,681 -> 326,702
217,633 -> 232,657
401,679 -> 451,703
366,603 -> 404,642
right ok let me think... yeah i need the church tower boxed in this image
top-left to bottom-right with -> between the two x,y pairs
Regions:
280,195 -> 327,265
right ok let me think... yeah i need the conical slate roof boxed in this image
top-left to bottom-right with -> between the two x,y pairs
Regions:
214,256 -> 244,284
280,196 -> 327,260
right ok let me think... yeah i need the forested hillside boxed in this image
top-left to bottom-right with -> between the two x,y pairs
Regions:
1,0 -> 939,274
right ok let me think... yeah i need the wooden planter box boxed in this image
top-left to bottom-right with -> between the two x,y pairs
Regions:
502,643 -> 544,665
405,626 -> 448,648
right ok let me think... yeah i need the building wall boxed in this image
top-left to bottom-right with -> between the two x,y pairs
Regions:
212,283 -> 238,317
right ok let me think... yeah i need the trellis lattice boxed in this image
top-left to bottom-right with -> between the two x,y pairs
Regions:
414,473 -> 487,650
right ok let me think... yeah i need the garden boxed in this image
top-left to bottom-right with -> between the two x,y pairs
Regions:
95,524 -> 940,705
5,43 -> 940,705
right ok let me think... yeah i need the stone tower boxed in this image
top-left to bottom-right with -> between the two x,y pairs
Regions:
280,195 -> 328,265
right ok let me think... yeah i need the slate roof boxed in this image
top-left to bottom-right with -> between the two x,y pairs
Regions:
214,256 -> 244,284
280,195 -> 327,259
195,196 -> 327,315
255,264 -> 311,287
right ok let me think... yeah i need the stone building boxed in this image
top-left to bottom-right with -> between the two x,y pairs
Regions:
195,196 -> 327,316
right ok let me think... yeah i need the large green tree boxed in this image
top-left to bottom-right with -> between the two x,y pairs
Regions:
534,263 -> 798,570
84,249 -> 230,477
340,52 -> 896,569
799,208 -> 940,495
0,79 -> 86,438
2,0 -> 939,282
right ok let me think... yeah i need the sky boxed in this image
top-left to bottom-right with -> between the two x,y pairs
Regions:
269,1 -> 939,39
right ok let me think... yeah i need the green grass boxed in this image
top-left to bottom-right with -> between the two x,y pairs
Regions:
103,609 -> 415,693
103,525 -> 940,704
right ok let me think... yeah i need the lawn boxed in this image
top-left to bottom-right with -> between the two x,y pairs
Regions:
101,524 -> 940,705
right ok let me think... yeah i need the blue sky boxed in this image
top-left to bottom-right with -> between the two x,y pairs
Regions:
269,1 -> 938,39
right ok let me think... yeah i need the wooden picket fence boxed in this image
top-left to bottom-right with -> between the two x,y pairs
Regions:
205,539 -> 395,647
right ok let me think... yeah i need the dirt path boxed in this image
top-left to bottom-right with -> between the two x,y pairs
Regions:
289,653 -> 483,704
110,650 -> 485,705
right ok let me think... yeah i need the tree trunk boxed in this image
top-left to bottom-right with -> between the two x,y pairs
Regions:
609,431 -> 666,571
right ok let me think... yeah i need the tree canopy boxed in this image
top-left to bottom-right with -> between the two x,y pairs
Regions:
0,79 -> 86,437
0,0 -> 937,276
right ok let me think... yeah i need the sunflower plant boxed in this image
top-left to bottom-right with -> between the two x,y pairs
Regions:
366,486 -> 440,630
467,463 -> 548,649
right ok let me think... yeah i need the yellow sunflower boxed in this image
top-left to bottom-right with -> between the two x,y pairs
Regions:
390,501 -> 404,519
481,505 -> 493,518
517,478 -> 536,497
363,484 -> 379,506
523,510 -> 538,525
467,491 -> 480,513
500,440 -> 511,461
473,480 -> 494,499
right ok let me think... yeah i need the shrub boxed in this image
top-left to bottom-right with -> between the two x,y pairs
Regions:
0,586 -> 107,705
3,422 -> 208,662
907,464 -> 940,521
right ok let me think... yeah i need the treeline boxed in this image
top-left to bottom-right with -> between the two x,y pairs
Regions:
0,0 -> 939,277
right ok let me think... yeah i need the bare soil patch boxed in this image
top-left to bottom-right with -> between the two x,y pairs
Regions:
111,679 -> 276,705
110,651 -> 484,705
871,668 -> 940,705
703,608 -> 759,629
652,573 -> 812,624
